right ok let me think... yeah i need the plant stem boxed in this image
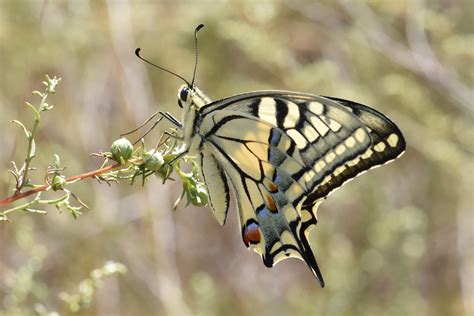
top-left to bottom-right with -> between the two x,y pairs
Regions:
16,94 -> 46,193
0,163 -> 120,207
1,194 -> 41,215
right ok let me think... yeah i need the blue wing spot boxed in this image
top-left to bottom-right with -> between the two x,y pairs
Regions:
268,128 -> 281,146
257,206 -> 269,219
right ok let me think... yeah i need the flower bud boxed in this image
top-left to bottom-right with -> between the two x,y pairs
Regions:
111,138 -> 133,163
51,175 -> 67,191
143,150 -> 165,171
183,179 -> 209,207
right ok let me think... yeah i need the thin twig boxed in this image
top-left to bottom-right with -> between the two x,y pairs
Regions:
0,163 -> 120,207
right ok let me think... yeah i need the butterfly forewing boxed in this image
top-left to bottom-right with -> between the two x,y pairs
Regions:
302,97 -> 406,211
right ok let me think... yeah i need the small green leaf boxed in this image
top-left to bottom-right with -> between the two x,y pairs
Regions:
102,261 -> 127,275
67,205 -> 83,219
70,191 -> 90,210
173,191 -> 185,210
25,101 -> 41,120
11,119 -> 30,138
29,138 -> 36,158
53,154 -> 61,168
159,165 -> 174,181
43,103 -> 54,111
137,139 -> 146,156
32,90 -> 44,98
24,208 -> 47,214
190,183 -> 209,207
40,194 -> 69,205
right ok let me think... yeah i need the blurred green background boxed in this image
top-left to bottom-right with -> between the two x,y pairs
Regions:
1,1 -> 473,315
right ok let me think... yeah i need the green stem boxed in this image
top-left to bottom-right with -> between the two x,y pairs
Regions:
18,93 -> 47,192
1,193 -> 41,215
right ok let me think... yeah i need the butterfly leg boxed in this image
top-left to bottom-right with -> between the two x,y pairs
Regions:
131,117 -> 166,145
159,111 -> 182,128
163,130 -> 184,141
120,111 -> 164,137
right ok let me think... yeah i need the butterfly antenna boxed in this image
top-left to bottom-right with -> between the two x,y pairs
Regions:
135,48 -> 191,86
191,24 -> 205,87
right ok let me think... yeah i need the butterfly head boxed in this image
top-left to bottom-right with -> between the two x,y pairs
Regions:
177,85 -> 192,108
177,84 -> 211,109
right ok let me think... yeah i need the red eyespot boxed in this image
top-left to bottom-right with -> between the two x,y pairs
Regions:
242,221 -> 261,247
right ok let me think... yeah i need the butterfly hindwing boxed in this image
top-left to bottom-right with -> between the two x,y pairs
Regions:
202,119 -> 325,285
198,150 -> 230,225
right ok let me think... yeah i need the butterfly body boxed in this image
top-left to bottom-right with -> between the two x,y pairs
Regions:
175,84 -> 406,287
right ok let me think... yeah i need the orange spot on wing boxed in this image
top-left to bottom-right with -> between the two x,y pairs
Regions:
263,178 -> 278,193
243,222 -> 261,247
267,181 -> 277,192
265,194 -> 277,213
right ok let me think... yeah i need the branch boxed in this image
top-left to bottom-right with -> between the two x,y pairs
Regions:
0,163 -> 120,207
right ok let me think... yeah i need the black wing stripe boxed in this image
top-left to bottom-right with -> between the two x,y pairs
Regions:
289,216 -> 325,287
274,98 -> 289,128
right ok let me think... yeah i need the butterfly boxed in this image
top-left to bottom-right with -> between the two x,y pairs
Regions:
136,24 -> 406,287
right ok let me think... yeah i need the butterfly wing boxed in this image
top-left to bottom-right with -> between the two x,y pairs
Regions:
194,91 -> 405,286
198,112 -> 328,286
197,150 -> 231,225
302,96 -> 406,211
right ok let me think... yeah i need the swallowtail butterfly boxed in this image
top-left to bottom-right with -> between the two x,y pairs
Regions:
136,24 -> 406,287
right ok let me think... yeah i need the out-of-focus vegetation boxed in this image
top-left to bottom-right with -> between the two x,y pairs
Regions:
0,0 -> 472,315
